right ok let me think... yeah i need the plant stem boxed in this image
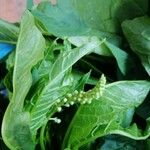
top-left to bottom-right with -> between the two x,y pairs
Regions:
40,124 -> 47,150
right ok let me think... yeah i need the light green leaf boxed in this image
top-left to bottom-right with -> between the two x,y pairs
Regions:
75,71 -> 91,90
0,19 -> 19,44
32,0 -> 144,75
105,42 -> 134,75
30,36 -> 103,133
68,36 -> 113,56
68,36 -> 133,75
31,41 -> 56,85
122,16 -> 150,75
2,10 -> 45,150
32,0 -> 148,36
62,81 -> 150,149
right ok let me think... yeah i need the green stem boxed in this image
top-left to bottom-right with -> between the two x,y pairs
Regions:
40,124 -> 47,150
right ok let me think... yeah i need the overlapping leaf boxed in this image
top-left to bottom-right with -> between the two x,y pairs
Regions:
32,0 -> 148,36
2,10 -> 45,150
30,36 -> 103,133
1,1 -> 150,150
32,0 -> 146,75
68,36 -> 133,74
62,81 -> 150,149
0,20 -> 19,44
122,16 -> 150,75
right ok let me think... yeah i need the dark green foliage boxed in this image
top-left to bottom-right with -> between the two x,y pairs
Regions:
0,1 -> 150,150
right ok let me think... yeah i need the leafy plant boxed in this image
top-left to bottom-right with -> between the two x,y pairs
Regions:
0,0 -> 150,150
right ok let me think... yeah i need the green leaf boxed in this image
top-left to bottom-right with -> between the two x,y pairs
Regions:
0,19 -> 19,44
32,0 -> 144,75
62,81 -> 150,149
104,42 -> 134,75
73,71 -> 91,90
68,36 -> 113,56
32,0 -> 148,36
68,36 -> 133,75
72,70 -> 98,85
3,52 -> 16,99
6,51 -> 15,70
122,16 -> 150,75
30,36 -> 103,133
31,41 -> 56,85
2,10 -> 45,150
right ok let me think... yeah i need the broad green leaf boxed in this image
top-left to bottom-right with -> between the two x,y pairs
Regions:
30,36 -> 104,133
105,42 -> 134,75
68,36 -> 133,75
0,20 -> 19,44
122,16 -> 150,75
32,0 -> 148,36
32,0 -> 143,75
62,81 -> 150,149
68,36 -> 113,56
2,10 -> 45,150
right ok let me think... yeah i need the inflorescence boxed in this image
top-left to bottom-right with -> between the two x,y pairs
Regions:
51,74 -> 106,123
